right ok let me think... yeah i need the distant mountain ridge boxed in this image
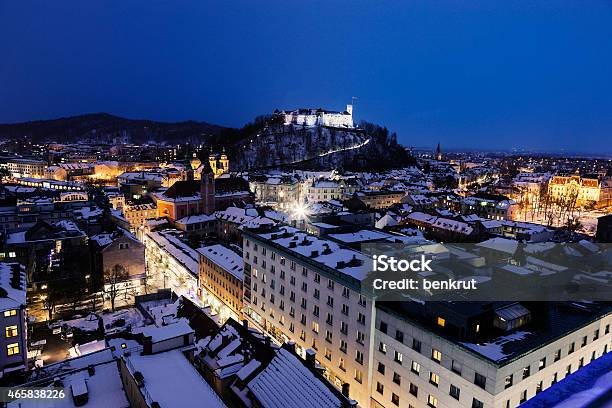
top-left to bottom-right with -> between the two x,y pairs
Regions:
0,113 -> 225,144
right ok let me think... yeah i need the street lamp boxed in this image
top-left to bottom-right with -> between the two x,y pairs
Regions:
291,201 -> 309,220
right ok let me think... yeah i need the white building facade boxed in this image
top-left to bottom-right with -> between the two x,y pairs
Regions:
242,226 -> 374,406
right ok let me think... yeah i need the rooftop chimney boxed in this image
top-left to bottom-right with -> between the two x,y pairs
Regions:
305,349 -> 316,367
341,383 -> 350,398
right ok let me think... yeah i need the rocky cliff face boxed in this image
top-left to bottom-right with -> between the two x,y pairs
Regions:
231,121 -> 413,171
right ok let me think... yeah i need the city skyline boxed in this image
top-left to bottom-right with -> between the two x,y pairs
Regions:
2,1 -> 612,153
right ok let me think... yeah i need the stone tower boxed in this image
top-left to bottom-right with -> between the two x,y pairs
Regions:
200,160 -> 216,215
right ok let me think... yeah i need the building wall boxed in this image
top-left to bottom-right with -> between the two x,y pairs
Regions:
143,232 -> 198,298
101,236 -> 145,279
0,306 -> 28,376
242,235 -> 374,407
199,254 -> 243,321
373,308 -> 612,408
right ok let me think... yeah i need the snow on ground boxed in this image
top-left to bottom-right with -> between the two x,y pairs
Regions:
69,340 -> 107,358
460,331 -> 532,362
100,308 -> 146,334
59,313 -> 100,333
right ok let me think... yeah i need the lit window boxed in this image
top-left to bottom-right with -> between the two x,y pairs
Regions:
429,372 -> 440,386
3,310 -> 17,317
437,317 -> 445,327
432,348 -> 442,363
7,343 -> 19,356
5,325 -> 18,338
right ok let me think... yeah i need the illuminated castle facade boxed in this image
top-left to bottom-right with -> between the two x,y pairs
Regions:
280,104 -> 354,128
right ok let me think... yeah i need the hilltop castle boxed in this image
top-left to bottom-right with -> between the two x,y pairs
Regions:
277,104 -> 354,128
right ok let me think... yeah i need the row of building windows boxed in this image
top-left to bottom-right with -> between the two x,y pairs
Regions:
379,318 -> 610,392
376,377 -> 486,408
247,251 -> 367,307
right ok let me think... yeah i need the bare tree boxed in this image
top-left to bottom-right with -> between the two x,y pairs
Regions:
104,264 -> 129,312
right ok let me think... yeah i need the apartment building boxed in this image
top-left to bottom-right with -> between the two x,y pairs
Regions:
371,301 -> 611,408
143,229 -> 199,299
198,244 -> 244,322
249,174 -> 302,210
0,262 -> 28,379
307,178 -> 361,203
345,190 -> 406,210
242,226 -> 373,406
461,193 -> 517,221
122,201 -> 158,232
2,158 -> 46,179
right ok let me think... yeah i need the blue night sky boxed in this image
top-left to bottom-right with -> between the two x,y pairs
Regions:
1,1 -> 611,153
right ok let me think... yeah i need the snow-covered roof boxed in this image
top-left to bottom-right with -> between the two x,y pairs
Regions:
145,230 -> 199,276
460,331 -> 533,363
175,213 -> 216,224
141,318 -> 194,343
406,211 -> 435,223
125,349 -> 227,408
476,238 -> 519,255
8,360 -> 129,408
328,229 -> 393,244
90,233 -> 114,247
0,263 -> 26,311
375,213 -> 399,229
248,348 -> 343,408
253,226 -> 369,281
198,244 -> 244,280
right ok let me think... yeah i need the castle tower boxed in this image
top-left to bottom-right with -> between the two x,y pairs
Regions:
200,161 -> 216,215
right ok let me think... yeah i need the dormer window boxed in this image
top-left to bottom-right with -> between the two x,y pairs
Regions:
494,303 -> 531,331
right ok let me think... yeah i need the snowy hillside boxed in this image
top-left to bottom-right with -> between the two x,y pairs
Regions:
231,121 -> 413,171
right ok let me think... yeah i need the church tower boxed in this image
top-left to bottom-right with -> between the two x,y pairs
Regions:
219,147 -> 229,174
435,142 -> 442,161
208,148 -> 218,176
200,160 -> 216,215
190,152 -> 202,170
